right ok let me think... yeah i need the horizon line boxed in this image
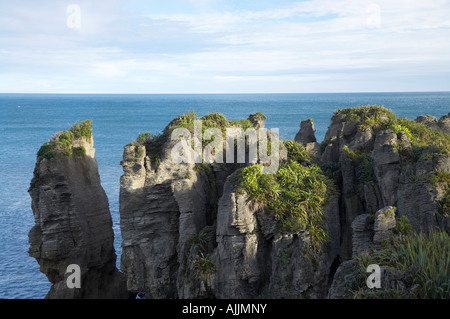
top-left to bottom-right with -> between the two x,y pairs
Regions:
1,90 -> 450,95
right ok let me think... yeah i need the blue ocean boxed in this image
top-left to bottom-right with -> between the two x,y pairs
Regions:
0,92 -> 449,299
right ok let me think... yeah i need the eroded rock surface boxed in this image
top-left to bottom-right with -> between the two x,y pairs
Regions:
28,126 -> 128,298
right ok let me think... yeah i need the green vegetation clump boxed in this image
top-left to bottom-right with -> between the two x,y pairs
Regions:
353,229 -> 450,299
71,146 -> 87,157
394,117 -> 450,156
336,106 -> 449,210
393,215 -> 413,236
133,132 -> 165,167
137,132 -> 152,143
70,120 -> 93,139
284,140 -> 311,163
342,145 -> 363,163
335,105 -> 450,158
185,229 -> 210,253
168,111 -> 256,139
335,105 -> 395,130
181,229 -> 216,281
238,140 -> 335,248
37,142 -> 58,160
427,170 -> 450,216
133,111 -> 263,166
37,120 -> 92,160
193,252 -> 216,278
342,145 -> 374,184
255,111 -> 267,121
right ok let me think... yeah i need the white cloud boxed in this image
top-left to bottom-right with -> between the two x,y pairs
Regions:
90,63 -> 126,78
0,0 -> 449,93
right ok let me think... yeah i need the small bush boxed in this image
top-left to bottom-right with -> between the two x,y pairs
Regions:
353,229 -> 450,299
428,170 -> 450,216
70,120 -> 93,139
438,192 -> 450,216
284,140 -> 310,163
135,132 -> 165,167
72,146 -> 86,157
37,142 -> 58,159
186,230 -> 210,253
255,111 -> 267,121
429,170 -> 450,187
193,252 -> 216,278
135,147 -> 145,157
342,145 -> 360,163
392,123 -> 413,141
393,215 -> 412,236
335,105 -> 395,128
335,106 -> 450,158
37,120 -> 92,160
240,161 -> 332,248
137,132 -> 152,143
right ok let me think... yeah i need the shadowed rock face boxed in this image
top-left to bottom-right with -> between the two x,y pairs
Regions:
28,133 -> 128,299
29,109 -> 449,299
317,109 -> 449,260
323,108 -> 449,298
295,119 -> 317,145
118,113 -> 341,299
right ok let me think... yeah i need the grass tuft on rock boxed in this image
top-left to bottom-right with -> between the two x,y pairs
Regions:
352,229 -> 450,299
238,140 -> 335,249
37,120 -> 92,160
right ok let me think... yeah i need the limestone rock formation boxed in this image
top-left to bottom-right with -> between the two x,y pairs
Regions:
351,206 -> 396,257
28,122 -> 128,298
323,106 -> 449,299
295,119 -> 317,145
207,180 -> 340,299
119,112 -> 340,298
317,106 -> 449,260
119,136 -> 214,298
415,114 -> 450,135
29,108 -> 449,299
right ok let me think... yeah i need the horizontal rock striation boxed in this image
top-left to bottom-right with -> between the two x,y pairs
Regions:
30,107 -> 449,299
119,112 -> 340,298
28,121 -> 128,298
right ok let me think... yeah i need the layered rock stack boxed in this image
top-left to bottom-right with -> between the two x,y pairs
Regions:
316,108 -> 449,260
28,122 -> 128,298
29,108 -> 449,299
118,113 -> 341,298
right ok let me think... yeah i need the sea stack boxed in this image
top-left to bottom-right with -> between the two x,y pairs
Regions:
28,120 -> 128,298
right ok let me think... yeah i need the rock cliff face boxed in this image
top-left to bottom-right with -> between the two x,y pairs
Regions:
321,107 -> 450,298
119,113 -> 341,298
30,108 -> 449,299
317,108 -> 450,260
119,136 -> 214,298
28,122 -> 128,298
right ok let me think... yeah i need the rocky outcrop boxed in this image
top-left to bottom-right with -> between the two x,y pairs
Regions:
351,206 -> 396,257
119,136 -> 214,298
415,114 -> 450,135
119,113 -> 340,298
295,119 -> 317,145
317,107 -> 450,260
30,107 -> 449,299
28,123 -> 128,298
321,106 -> 449,299
206,180 -> 339,299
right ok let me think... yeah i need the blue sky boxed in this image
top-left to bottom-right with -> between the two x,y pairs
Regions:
1,0 -> 449,93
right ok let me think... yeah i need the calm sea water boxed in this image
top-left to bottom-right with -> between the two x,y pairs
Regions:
0,92 -> 449,299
